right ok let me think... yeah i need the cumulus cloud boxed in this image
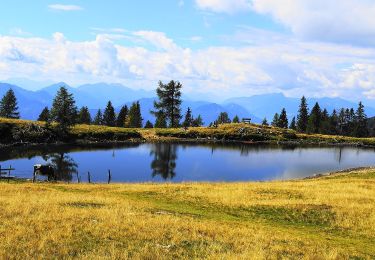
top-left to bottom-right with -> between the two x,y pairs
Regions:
48,4 -> 83,11
251,0 -> 375,45
195,0 -> 252,14
1,30 -> 375,100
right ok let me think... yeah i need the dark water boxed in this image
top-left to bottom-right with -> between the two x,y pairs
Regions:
1,143 -> 375,182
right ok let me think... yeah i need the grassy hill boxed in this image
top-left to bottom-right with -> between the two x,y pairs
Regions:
0,168 -> 374,258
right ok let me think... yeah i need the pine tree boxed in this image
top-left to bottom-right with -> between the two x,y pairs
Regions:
289,116 -> 296,130
116,105 -> 128,127
126,101 -> 142,128
262,118 -> 269,126
232,115 -> 240,123
77,106 -> 91,124
103,101 -> 116,126
93,109 -> 103,125
0,89 -> 20,119
50,86 -> 77,133
278,108 -> 288,128
38,107 -> 50,122
182,107 -> 193,128
354,101 -> 368,137
307,102 -> 321,133
271,113 -> 279,127
154,111 -> 167,128
144,120 -> 154,128
329,109 -> 339,135
297,96 -> 308,133
152,80 -> 182,128
338,108 -> 346,135
320,108 -> 330,134
216,112 -> 231,124
192,115 -> 204,127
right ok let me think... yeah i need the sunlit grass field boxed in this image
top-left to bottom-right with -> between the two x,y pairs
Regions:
0,168 -> 374,259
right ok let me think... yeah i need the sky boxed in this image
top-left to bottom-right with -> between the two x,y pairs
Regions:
0,0 -> 375,102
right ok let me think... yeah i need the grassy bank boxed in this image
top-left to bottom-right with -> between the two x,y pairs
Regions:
0,168 -> 374,258
2,117 -> 375,146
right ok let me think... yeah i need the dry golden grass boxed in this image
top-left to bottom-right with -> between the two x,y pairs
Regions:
0,169 -> 374,259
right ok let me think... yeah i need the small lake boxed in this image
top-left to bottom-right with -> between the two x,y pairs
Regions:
1,143 -> 375,182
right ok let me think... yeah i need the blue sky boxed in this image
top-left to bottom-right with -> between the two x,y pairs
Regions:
1,0 -> 375,101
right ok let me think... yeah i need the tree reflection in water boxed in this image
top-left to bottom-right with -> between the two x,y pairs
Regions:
43,153 -> 78,181
150,143 -> 178,180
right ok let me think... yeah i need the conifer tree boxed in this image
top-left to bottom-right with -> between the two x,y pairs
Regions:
232,115 -> 240,123
50,86 -> 77,133
154,111 -> 167,128
262,118 -> 269,126
38,107 -> 50,122
0,89 -> 20,119
338,108 -> 346,135
93,109 -> 103,125
354,101 -> 368,137
103,101 -> 116,127
289,116 -> 296,130
116,105 -> 128,127
216,112 -> 231,124
297,96 -> 308,132
182,107 -> 193,128
278,108 -> 288,128
329,109 -> 339,135
78,106 -> 91,125
153,80 -> 182,128
144,120 -> 154,128
126,101 -> 142,128
320,108 -> 330,134
307,102 -> 321,133
271,113 -> 279,127
192,115 -> 204,127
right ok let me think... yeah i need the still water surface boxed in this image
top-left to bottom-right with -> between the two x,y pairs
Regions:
1,143 -> 374,182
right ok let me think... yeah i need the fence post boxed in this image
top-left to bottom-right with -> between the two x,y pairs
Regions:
88,171 -> 91,183
108,169 -> 111,184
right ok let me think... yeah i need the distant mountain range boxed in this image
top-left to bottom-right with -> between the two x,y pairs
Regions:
1,82 -> 375,126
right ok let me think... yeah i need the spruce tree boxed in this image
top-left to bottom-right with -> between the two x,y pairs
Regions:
38,107 -> 50,122
271,113 -> 279,127
93,109 -> 103,125
50,86 -> 77,133
126,101 -> 143,128
297,96 -> 308,133
307,102 -> 321,133
354,101 -> 368,137
78,106 -> 91,125
278,108 -> 288,128
216,112 -> 231,124
116,105 -> 128,127
0,89 -> 20,119
262,118 -> 269,126
192,115 -> 204,127
320,108 -> 330,134
289,116 -> 296,130
153,80 -> 182,128
338,108 -> 346,135
232,115 -> 240,123
182,107 -> 193,128
154,111 -> 167,128
329,109 -> 339,135
144,120 -> 154,128
103,101 -> 116,127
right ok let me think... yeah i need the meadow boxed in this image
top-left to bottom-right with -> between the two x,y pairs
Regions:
0,168 -> 374,259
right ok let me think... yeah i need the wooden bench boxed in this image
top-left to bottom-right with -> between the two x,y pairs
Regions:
242,118 -> 251,124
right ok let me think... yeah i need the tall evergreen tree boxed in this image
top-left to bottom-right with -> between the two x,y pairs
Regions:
126,101 -> 142,128
50,86 -> 77,133
144,120 -> 154,128
153,80 -> 182,128
38,107 -> 50,122
78,106 -> 91,125
320,108 -> 330,134
262,118 -> 269,126
297,96 -> 308,133
103,101 -> 116,126
182,107 -> 193,128
271,113 -> 279,127
0,89 -> 20,119
93,109 -> 103,125
192,115 -> 204,127
216,112 -> 231,124
116,105 -> 128,127
154,111 -> 167,128
329,109 -> 339,135
289,116 -> 296,130
338,108 -> 346,135
354,101 -> 368,137
278,108 -> 288,128
232,115 -> 240,123
307,102 -> 321,133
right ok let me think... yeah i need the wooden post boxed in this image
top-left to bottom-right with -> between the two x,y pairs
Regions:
88,171 -> 91,183
76,172 -> 79,183
108,169 -> 111,184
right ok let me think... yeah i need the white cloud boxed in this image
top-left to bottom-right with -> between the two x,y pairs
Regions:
48,4 -> 83,11
195,0 -> 252,14
251,0 -> 375,45
1,30 -> 375,101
